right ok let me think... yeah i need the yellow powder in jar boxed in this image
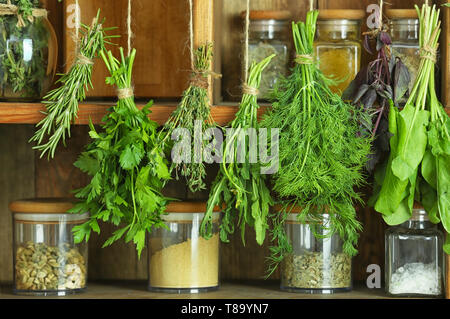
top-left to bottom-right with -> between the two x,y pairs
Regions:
149,233 -> 219,289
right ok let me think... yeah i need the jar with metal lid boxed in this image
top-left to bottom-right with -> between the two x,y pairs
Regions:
387,9 -> 420,101
279,206 -> 352,294
242,10 -> 291,100
0,5 -> 58,101
314,10 -> 365,95
385,204 -> 444,297
10,199 -> 89,296
148,202 -> 221,294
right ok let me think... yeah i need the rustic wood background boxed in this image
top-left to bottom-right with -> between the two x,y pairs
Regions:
0,0 -> 447,289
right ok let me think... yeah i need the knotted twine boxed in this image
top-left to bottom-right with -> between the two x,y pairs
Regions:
187,0 -> 221,90
295,0 -> 315,66
241,0 -> 259,96
0,0 -> 47,28
419,23 -> 440,64
118,0 -> 134,100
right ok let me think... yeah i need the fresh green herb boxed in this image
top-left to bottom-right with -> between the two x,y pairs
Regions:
261,11 -> 372,275
0,0 -> 49,99
372,4 -> 450,253
30,11 -> 117,159
70,47 -> 172,257
200,55 -> 275,246
159,44 -> 216,193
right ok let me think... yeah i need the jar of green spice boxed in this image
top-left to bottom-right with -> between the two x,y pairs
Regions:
242,10 -> 291,101
278,206 -> 353,294
0,1 -> 58,101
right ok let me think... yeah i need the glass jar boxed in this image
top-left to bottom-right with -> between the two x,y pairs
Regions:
243,10 -> 291,100
385,205 -> 444,297
387,9 -> 420,103
0,11 -> 58,101
280,207 -> 352,294
314,10 -> 364,95
148,202 -> 221,294
10,199 -> 89,296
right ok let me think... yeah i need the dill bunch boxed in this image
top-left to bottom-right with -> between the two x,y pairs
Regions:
200,55 -> 275,246
159,43 -> 216,193
261,11 -> 372,275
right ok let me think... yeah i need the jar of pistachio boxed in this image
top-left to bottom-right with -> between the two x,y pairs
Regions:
10,199 -> 88,296
279,206 -> 353,294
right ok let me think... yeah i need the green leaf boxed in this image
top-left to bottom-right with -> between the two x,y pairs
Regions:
391,105 -> 429,181
74,153 -> 100,176
437,154 -> 450,233
120,145 -> 143,170
103,225 -> 131,248
421,149 -> 437,188
444,234 -> 450,255
133,230 -> 146,258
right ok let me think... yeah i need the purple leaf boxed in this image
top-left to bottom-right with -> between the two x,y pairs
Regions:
354,84 -> 370,103
393,58 -> 411,105
364,35 -> 374,55
361,88 -> 377,110
380,32 -> 392,45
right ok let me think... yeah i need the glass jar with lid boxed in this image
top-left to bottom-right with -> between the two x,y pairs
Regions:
148,202 -> 221,294
10,198 -> 89,296
387,9 -> 420,100
278,205 -> 353,294
314,10 -> 365,95
0,3 -> 58,101
385,204 -> 444,297
242,10 -> 291,100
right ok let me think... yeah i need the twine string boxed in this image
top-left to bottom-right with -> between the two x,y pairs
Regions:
243,0 -> 250,84
188,0 -> 195,70
420,25 -> 440,64
118,87 -> 134,100
127,0 -> 133,56
75,0 -> 80,42
76,53 -> 94,66
295,54 -> 314,65
242,82 -> 259,96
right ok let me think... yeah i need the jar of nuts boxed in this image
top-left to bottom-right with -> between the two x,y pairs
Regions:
10,199 -> 89,296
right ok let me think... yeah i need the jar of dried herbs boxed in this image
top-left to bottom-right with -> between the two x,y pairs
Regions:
385,204 -> 444,298
387,9 -> 420,104
10,199 -> 88,296
0,1 -> 58,101
314,10 -> 365,95
242,10 -> 291,100
280,207 -> 352,294
148,202 -> 221,294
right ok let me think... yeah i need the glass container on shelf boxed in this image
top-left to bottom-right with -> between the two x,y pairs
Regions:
279,206 -> 353,294
0,10 -> 58,101
387,9 -> 420,102
148,202 -> 221,294
314,10 -> 364,95
385,204 -> 444,298
10,199 -> 89,296
242,10 -> 291,100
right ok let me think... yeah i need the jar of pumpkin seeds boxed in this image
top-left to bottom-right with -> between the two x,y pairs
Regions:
279,206 -> 352,294
10,199 -> 88,296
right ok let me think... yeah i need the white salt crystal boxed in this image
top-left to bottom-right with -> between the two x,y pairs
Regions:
389,262 -> 441,295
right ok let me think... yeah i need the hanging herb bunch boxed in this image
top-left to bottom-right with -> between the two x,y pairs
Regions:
70,48 -> 172,257
343,0 -> 411,172
371,4 -> 450,253
200,55 -> 275,246
0,0 -> 54,99
159,43 -> 217,193
262,11 -> 372,275
30,10 -> 117,159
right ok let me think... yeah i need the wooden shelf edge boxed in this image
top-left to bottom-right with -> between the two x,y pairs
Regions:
0,103 -> 448,126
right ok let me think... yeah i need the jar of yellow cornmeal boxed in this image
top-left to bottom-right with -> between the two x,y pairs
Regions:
314,10 -> 365,95
148,202 -> 220,293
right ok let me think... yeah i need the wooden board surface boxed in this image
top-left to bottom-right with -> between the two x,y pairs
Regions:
63,0 -> 191,98
0,281 -> 394,299
0,125 -> 35,283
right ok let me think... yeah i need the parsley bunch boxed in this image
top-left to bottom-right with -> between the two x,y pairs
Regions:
70,48 -> 171,257
200,55 -> 275,246
262,11 -> 372,275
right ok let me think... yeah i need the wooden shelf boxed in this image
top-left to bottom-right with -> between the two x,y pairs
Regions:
0,281 -> 400,299
0,102 -> 449,126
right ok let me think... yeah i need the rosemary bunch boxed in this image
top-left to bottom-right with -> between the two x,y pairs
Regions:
30,10 -> 117,159
159,43 -> 216,193
262,11 -> 372,275
0,0 -> 48,98
70,48 -> 172,257
200,55 -> 275,246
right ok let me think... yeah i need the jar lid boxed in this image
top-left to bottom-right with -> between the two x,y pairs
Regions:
9,198 -> 75,214
386,9 -> 418,19
165,201 -> 222,213
318,9 -> 365,20
241,10 -> 292,21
